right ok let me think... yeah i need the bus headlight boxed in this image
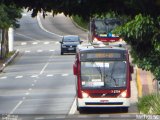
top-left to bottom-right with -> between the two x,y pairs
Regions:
118,90 -> 127,98
119,38 -> 123,42
93,37 -> 98,42
82,92 -> 89,98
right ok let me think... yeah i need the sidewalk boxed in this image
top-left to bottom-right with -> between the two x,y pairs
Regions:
136,67 -> 157,97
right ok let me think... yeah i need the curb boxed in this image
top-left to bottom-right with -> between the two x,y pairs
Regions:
0,50 -> 19,72
136,67 -> 142,97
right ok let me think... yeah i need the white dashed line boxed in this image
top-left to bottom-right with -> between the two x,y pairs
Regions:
62,74 -> 68,76
25,50 -> 31,53
32,42 -> 38,45
44,42 -> 50,44
21,42 -> 27,45
29,88 -> 32,91
49,50 -> 55,52
55,42 -> 59,44
31,84 -> 35,87
25,92 -> 30,95
46,74 -> 54,77
15,75 -> 23,79
31,75 -> 38,78
0,76 -> 7,79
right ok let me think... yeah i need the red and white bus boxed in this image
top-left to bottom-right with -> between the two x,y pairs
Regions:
73,44 -> 133,112
88,18 -> 125,45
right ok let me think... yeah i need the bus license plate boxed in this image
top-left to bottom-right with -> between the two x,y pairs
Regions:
100,100 -> 109,103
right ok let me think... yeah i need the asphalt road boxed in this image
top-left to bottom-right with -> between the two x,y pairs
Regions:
0,11 -> 138,120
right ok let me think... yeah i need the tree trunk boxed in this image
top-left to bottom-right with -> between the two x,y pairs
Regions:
1,28 -> 9,59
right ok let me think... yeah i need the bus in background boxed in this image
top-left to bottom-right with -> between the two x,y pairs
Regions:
88,18 -> 125,46
73,43 -> 133,113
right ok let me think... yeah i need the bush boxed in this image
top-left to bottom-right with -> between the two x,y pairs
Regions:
137,93 -> 160,114
72,15 -> 88,30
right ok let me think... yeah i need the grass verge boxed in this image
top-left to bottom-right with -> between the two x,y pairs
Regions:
72,15 -> 88,30
137,93 -> 160,114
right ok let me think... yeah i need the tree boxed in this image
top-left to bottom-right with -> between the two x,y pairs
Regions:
1,0 -> 160,19
0,3 -> 22,59
113,14 -> 160,80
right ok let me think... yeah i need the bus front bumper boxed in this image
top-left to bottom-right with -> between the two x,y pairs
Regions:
77,97 -> 130,108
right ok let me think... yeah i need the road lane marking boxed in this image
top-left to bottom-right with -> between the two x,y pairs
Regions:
15,75 -> 23,79
39,62 -> 49,75
49,49 -> 55,52
62,74 -> 68,76
46,74 -> 54,77
0,76 -> 7,79
16,33 -> 40,42
31,75 -> 39,78
10,100 -> 23,114
55,42 -> 59,44
29,88 -> 32,91
32,42 -> 38,45
21,42 -> 27,45
25,92 -> 30,95
44,42 -> 50,44
68,98 -> 76,114
37,15 -> 62,38
25,50 -> 31,53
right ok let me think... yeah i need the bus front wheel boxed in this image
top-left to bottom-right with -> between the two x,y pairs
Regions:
77,106 -> 86,114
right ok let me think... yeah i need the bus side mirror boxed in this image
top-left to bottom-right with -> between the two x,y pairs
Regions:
73,64 -> 77,75
130,65 -> 134,74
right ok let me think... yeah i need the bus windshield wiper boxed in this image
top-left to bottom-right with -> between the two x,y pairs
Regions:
91,62 -> 103,80
108,62 -> 118,86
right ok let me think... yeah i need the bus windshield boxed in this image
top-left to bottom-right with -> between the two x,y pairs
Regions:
81,61 -> 126,89
95,19 -> 120,35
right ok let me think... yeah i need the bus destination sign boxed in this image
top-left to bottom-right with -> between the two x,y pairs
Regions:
81,52 -> 124,60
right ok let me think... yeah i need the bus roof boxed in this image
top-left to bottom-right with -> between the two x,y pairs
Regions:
77,42 -> 127,53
